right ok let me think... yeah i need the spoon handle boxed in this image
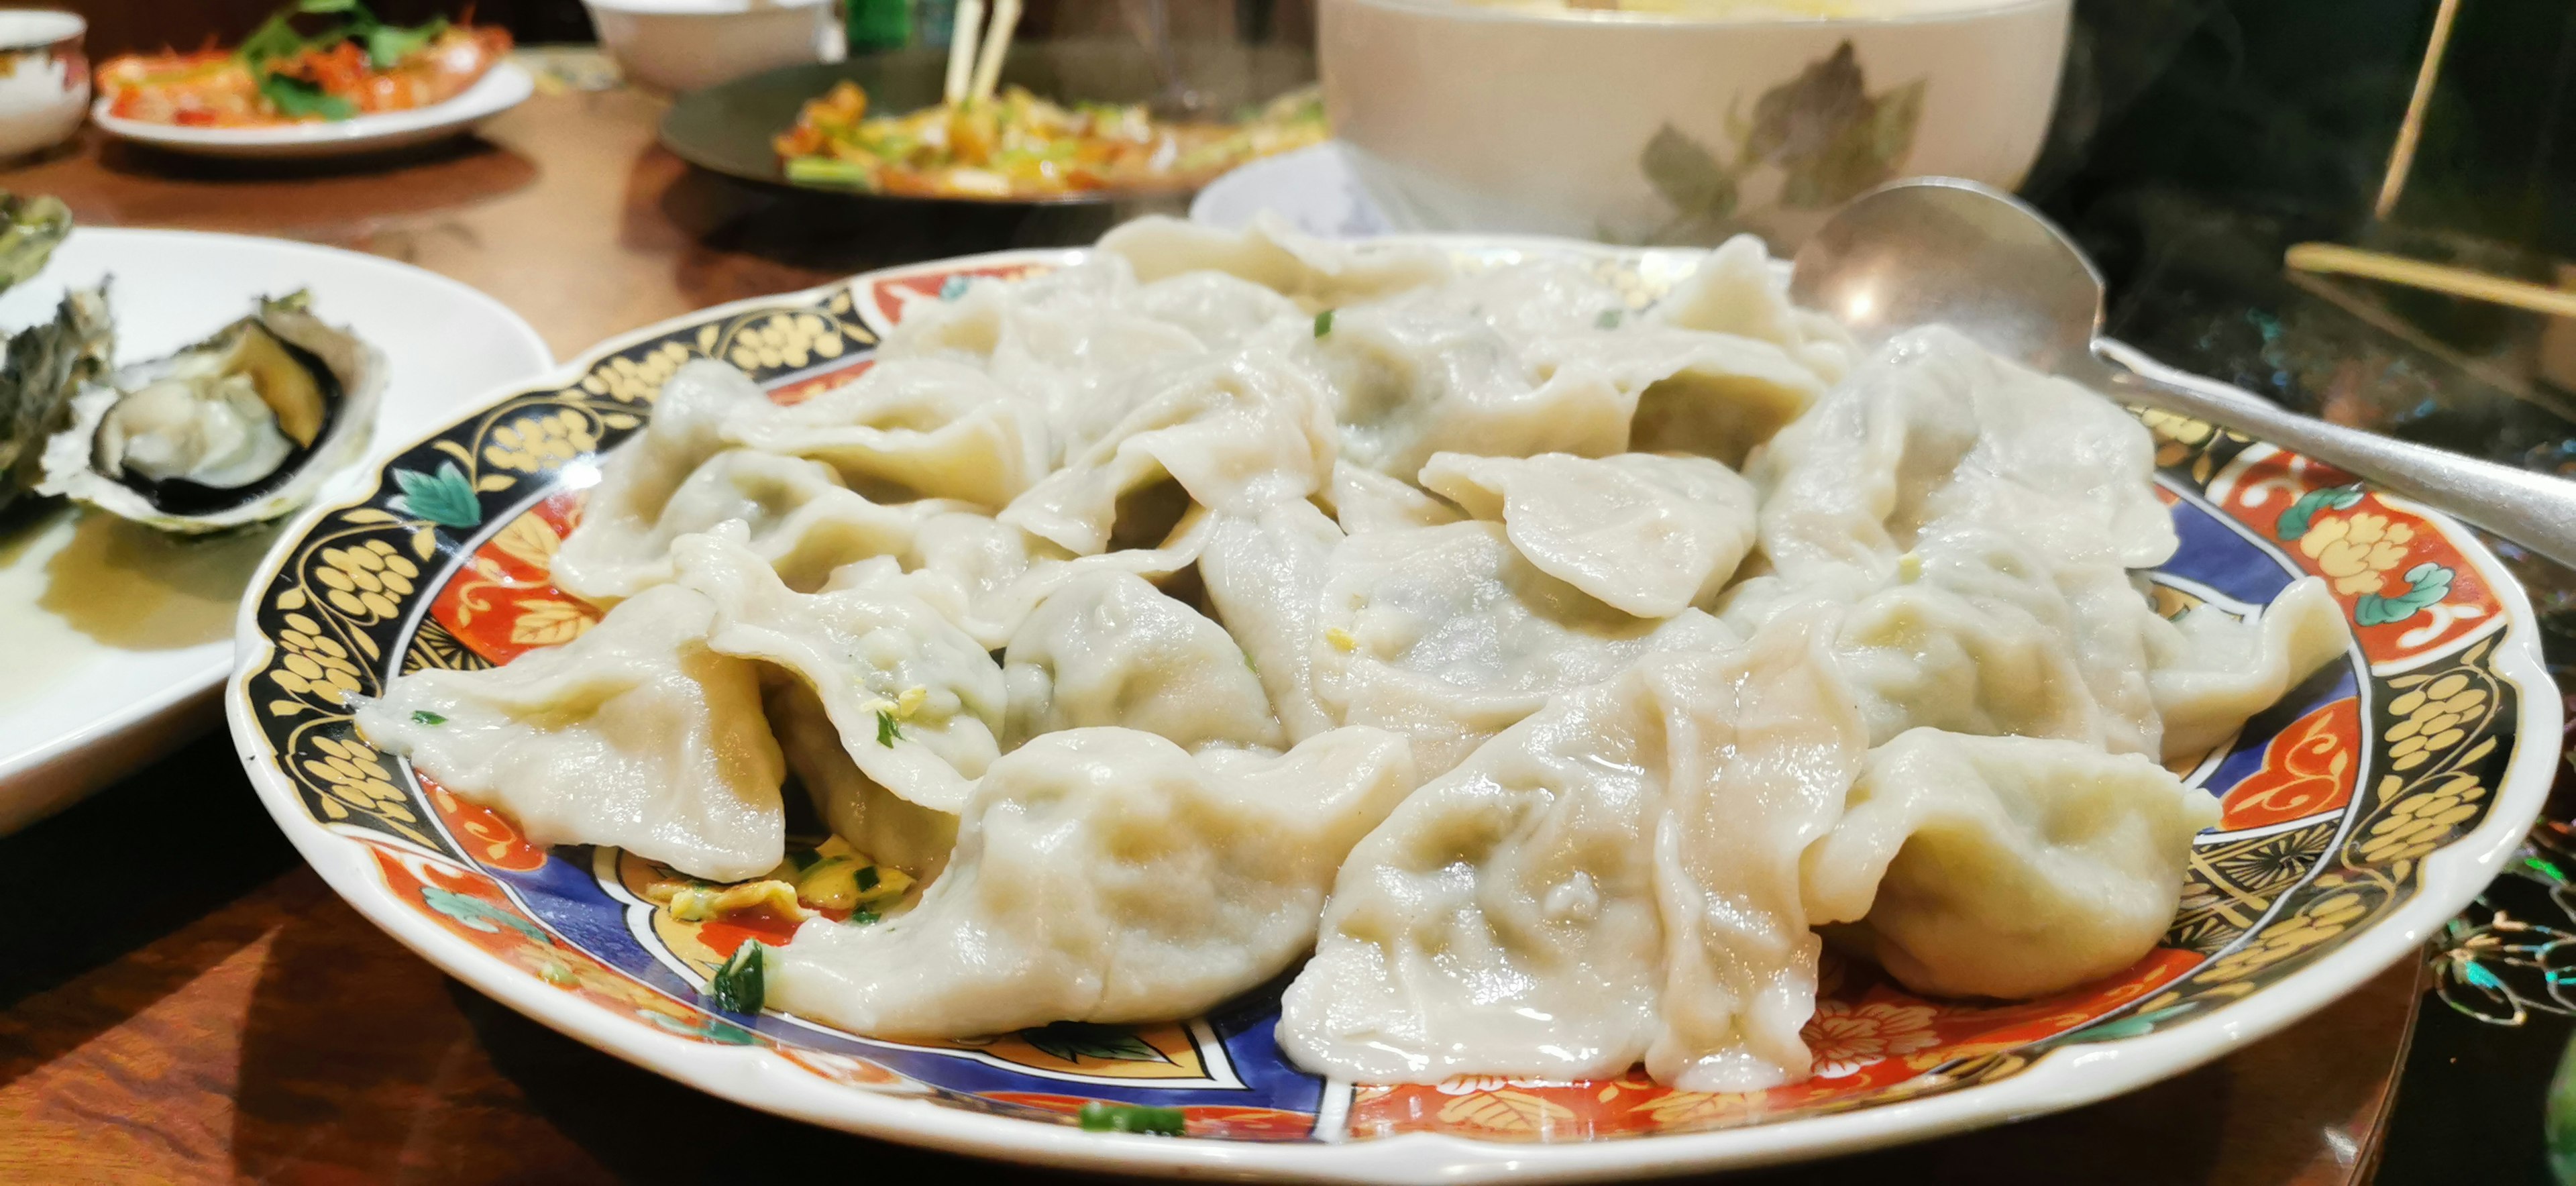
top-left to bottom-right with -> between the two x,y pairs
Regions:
2094,338 -> 2576,571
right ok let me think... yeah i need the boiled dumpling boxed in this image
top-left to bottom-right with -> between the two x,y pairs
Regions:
1000,348 -> 1338,555
1531,327 -> 1827,469
765,680 -> 958,880
1002,570 -> 1283,752
1199,498 -> 1346,741
892,506 -> 1210,649
766,725 -> 1418,1038
1099,213 -> 1453,311
354,584 -> 786,882
2148,576 -> 2351,761
1801,727 -> 2219,1000
1315,299 -> 1635,479
1644,610 -> 1870,1091
1316,519 -> 1737,775
1743,325 -> 2179,588
720,358 -> 1051,508
673,532 -> 1004,814
1646,233 -> 1855,386
1324,459 -> 1463,534
547,448 -> 969,604
554,360 -> 777,606
1277,663 -> 1674,1082
1419,451 -> 1758,619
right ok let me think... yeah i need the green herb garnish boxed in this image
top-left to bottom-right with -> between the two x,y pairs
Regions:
258,74 -> 356,120
411,710 -> 446,726
845,908 -> 880,926
706,941 -> 766,1013
1076,1101 -> 1187,1136
1312,309 -> 1334,337
1595,309 -> 1623,329
855,865 -> 880,893
875,710 -> 901,747
786,849 -> 820,873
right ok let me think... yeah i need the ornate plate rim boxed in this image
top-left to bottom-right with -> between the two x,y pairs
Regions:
225,240 -> 2563,1183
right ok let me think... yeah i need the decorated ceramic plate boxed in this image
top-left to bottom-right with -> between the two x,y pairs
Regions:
93,60 -> 534,160
227,240 -> 2557,1183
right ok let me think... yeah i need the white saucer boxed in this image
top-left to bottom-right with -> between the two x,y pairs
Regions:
1190,142 -> 1395,237
0,228 -> 550,832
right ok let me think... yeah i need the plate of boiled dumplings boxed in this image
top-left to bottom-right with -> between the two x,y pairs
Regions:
228,216 -> 2557,1181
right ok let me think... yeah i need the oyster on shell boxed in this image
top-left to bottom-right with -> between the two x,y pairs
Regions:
38,292 -> 384,533
0,284 -> 115,517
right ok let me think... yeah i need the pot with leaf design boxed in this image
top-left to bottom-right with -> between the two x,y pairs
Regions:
1318,0 -> 2068,247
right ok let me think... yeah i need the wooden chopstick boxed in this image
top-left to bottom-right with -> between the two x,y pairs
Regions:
2286,241 -> 2576,320
944,0 -> 985,105
968,0 -> 1022,104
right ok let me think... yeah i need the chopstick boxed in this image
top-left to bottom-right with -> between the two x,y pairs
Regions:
968,0 -> 1022,104
2286,241 -> 2576,320
944,0 -> 985,105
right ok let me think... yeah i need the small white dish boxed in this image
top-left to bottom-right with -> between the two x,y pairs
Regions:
584,0 -> 845,95
0,228 -> 549,833
0,11 -> 88,160
1192,142 -> 1394,237
91,60 -> 535,160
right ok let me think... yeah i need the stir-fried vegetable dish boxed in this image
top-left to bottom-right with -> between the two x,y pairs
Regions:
773,83 -> 1328,199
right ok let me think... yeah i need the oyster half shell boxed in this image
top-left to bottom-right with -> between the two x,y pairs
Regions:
0,283 -> 113,517
38,292 -> 384,534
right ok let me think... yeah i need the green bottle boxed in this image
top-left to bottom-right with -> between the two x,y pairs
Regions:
847,0 -> 912,52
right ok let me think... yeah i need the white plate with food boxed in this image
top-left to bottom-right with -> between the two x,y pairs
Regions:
229,220 -> 2553,1181
90,1 -> 529,161
0,214 -> 549,832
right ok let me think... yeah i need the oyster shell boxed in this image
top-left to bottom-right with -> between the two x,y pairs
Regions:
38,292 -> 383,533
0,284 -> 115,517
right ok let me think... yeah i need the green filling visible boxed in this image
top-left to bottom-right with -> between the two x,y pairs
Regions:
1076,1101 -> 1187,1136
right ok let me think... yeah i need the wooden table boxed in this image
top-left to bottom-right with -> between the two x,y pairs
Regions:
0,73 -> 2428,1185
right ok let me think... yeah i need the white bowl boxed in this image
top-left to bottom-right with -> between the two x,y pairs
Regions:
1319,0 -> 2070,248
584,0 -> 845,95
0,11 -> 87,160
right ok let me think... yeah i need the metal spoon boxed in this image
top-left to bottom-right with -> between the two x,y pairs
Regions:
1788,176 -> 2576,570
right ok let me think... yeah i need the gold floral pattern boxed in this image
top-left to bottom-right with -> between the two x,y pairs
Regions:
301,735 -> 420,829
2355,770 -> 2489,867
581,339 -> 695,403
484,407 -> 601,473
270,611 -> 366,702
1802,1001 -> 1941,1079
2195,889 -> 2374,985
313,539 -> 421,621
2385,672 -> 2491,771
723,311 -> 847,372
2298,512 -> 2417,595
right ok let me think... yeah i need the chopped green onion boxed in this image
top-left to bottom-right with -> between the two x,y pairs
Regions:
856,865 -> 880,892
875,710 -> 902,748
1076,1101 -> 1187,1135
707,941 -> 766,1013
1595,309 -> 1623,329
786,849 -> 820,873
845,908 -> 880,926
785,156 -> 877,189
1312,309 -> 1334,337
411,710 -> 446,726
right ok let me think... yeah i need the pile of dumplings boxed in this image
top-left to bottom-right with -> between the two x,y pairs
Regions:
355,216 -> 2353,1093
